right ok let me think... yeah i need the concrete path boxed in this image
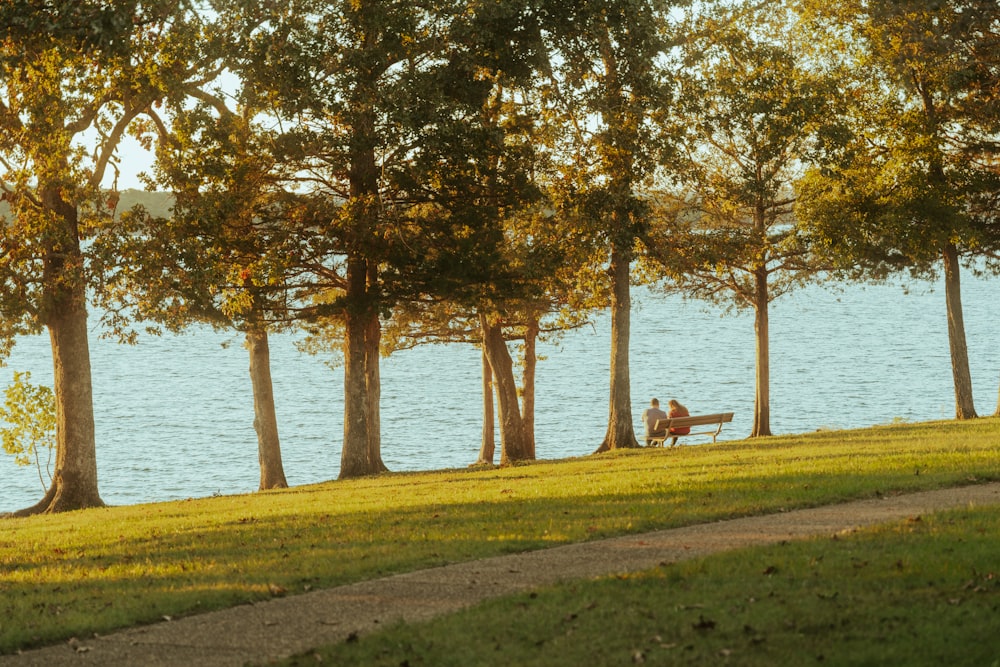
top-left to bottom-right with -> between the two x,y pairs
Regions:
3,482 -> 999,667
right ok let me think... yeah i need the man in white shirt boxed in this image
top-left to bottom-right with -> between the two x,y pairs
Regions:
641,398 -> 668,446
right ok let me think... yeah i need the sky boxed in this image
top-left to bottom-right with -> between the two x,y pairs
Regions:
106,135 -> 157,191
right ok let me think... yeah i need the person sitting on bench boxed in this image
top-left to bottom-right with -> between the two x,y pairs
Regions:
667,399 -> 690,446
641,398 -> 668,446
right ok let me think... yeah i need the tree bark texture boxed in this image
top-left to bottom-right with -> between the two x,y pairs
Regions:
942,243 -> 977,419
339,262 -> 387,479
340,257 -> 374,479
479,313 -> 533,464
521,314 -> 538,458
246,326 -> 288,490
364,290 -> 388,474
596,246 -> 638,452
17,305 -> 105,515
475,348 -> 496,465
751,268 -> 772,437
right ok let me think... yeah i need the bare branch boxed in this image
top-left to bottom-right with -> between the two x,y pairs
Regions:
184,85 -> 235,118
90,104 -> 147,189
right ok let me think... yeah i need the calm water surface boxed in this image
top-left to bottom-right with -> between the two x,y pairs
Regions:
1,275 -> 998,511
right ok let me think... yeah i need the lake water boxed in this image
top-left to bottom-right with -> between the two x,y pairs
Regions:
1,274 -> 998,512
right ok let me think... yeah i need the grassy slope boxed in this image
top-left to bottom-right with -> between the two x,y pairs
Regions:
1,418 -> 998,655
298,507 -> 1000,666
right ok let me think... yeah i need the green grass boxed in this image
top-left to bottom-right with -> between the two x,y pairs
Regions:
292,507 -> 1000,666
0,417 -> 998,656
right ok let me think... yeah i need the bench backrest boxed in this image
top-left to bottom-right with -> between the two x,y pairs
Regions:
653,412 -> 734,431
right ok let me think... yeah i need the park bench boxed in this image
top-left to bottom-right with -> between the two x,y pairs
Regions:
648,412 -> 734,446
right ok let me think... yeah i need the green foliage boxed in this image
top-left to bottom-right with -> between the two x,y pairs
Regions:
0,371 -> 56,490
795,0 -> 1000,276
0,0 -> 223,340
0,417 -> 997,653
95,102 -> 309,337
539,0 -> 679,246
0,1 -> 177,58
644,1 -> 837,306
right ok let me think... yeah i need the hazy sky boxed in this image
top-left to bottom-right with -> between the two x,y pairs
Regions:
107,134 -> 155,191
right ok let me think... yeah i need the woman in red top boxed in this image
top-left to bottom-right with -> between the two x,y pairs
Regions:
667,399 -> 690,446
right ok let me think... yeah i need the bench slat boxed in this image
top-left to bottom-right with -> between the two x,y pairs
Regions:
648,412 -> 734,446
653,412 -> 734,430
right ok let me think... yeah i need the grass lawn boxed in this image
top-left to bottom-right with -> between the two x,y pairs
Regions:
286,507 -> 1000,666
0,417 -> 998,657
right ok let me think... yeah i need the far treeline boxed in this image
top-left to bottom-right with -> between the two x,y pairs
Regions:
0,0 -> 997,515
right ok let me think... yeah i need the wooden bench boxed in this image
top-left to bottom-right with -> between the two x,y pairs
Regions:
647,412 -> 734,446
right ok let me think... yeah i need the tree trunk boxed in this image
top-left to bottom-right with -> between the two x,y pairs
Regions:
479,313 -> 532,464
339,97 -> 388,478
596,245 -> 638,452
521,313 -> 538,458
942,243 -> 977,419
246,325 -> 288,490
16,304 -> 106,515
15,198 -> 103,515
751,268 -> 772,437
474,348 -> 496,465
364,290 -> 388,473
340,256 -> 373,479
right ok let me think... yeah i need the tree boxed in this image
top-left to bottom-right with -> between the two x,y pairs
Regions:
228,0 -> 432,478
0,0 -> 196,514
92,7 -> 307,491
797,0 -> 1000,420
644,3 -> 837,437
233,0 -> 545,477
97,103 -> 303,491
471,212 -> 602,465
386,2 -> 606,464
538,0 -> 680,452
292,2 -> 588,467
0,371 -> 56,492
394,62 -> 544,464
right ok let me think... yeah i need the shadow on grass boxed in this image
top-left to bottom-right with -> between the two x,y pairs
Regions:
1,418 -> 998,653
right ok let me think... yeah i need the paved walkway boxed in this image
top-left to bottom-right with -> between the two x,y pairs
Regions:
3,482 -> 999,667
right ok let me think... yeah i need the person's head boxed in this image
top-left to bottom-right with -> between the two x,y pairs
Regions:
668,399 -> 683,410
650,398 -> 660,407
